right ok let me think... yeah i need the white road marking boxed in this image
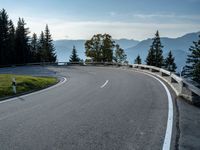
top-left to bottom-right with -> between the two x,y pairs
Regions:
101,80 -> 109,88
157,78 -> 173,150
0,77 -> 67,104
137,72 -> 173,150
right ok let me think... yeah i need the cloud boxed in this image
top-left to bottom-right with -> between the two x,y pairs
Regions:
132,13 -> 200,21
42,21 -> 200,40
187,0 -> 200,3
109,12 -> 117,17
9,14 -> 200,40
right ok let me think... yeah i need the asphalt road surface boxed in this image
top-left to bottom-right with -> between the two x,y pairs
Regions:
0,66 -> 172,150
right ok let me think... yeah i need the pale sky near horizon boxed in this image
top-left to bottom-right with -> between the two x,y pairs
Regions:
1,0 -> 200,40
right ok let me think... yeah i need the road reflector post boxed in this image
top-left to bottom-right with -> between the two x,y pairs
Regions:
12,77 -> 17,94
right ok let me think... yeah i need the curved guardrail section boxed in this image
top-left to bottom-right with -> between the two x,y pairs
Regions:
1,62 -> 199,105
131,64 -> 200,105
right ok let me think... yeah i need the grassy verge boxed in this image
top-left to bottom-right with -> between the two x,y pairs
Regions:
0,74 -> 57,99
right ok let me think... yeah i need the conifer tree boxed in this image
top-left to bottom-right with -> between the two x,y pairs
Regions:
69,46 -> 80,62
0,9 -> 57,65
7,20 -> 15,64
146,47 -> 155,66
164,50 -> 177,72
185,35 -> 200,84
38,31 -> 46,62
30,33 -> 38,62
15,18 -> 30,64
146,31 -> 164,67
0,9 -> 9,65
134,55 -> 142,64
44,25 -> 56,62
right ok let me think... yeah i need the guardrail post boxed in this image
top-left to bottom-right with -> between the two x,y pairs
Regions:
160,71 -> 166,76
12,77 -> 17,94
179,80 -> 183,94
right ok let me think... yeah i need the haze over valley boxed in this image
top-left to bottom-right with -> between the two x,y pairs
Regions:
54,31 -> 200,72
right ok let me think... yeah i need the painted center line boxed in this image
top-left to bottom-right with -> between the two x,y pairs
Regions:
101,80 -> 109,88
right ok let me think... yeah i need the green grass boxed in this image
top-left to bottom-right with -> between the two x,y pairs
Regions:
0,74 -> 57,98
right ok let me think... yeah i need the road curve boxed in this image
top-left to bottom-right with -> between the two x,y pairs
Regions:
0,66 -> 173,150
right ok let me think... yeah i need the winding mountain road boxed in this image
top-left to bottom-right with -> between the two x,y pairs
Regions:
0,66 -> 175,150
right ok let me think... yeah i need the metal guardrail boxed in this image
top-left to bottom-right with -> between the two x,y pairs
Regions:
171,73 -> 183,83
132,64 -> 200,105
1,62 -> 199,104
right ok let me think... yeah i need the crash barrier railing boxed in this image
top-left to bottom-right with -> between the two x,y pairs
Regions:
0,61 -> 131,67
1,62 -> 199,105
131,64 -> 200,105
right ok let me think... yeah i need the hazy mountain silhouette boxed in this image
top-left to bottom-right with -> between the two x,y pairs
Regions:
54,39 -> 139,62
54,31 -> 200,72
126,31 -> 200,72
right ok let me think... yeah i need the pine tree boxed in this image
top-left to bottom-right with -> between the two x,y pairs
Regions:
44,25 -> 56,62
185,35 -> 200,84
69,46 -> 80,62
146,47 -> 155,66
146,31 -> 164,67
30,33 -> 38,62
0,9 -> 57,65
38,31 -> 46,62
15,18 -> 30,64
164,50 -> 177,72
7,20 -> 15,64
134,55 -> 142,64
0,9 -> 9,65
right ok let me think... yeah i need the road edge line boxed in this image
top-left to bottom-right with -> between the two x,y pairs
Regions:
137,72 -> 173,150
0,77 -> 67,104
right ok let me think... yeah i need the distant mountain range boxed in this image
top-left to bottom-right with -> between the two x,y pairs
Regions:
53,39 -> 139,62
54,31 -> 200,72
126,31 -> 200,72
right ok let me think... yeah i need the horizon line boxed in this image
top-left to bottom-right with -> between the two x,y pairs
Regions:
53,30 -> 200,41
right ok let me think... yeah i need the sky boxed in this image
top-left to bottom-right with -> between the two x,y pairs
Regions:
1,0 -> 200,40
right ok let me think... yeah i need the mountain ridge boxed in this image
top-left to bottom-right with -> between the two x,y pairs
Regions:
54,31 -> 200,72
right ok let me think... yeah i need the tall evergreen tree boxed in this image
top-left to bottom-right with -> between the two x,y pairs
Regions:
7,20 -> 15,64
30,33 -> 38,62
164,50 -> 177,72
15,18 -> 30,64
134,55 -> 142,64
146,47 -> 155,66
38,31 -> 46,62
69,46 -> 80,62
0,9 -> 57,65
0,9 -> 9,65
185,35 -> 200,84
146,31 -> 164,67
44,25 -> 56,62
